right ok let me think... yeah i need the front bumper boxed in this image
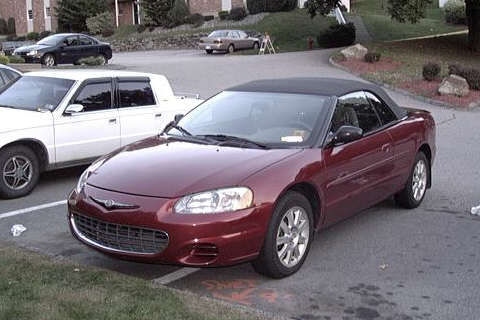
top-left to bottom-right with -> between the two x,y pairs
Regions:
68,184 -> 270,267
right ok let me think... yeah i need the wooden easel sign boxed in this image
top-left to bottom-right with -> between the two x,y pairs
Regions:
259,33 -> 276,55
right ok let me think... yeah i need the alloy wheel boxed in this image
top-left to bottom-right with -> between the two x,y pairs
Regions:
44,55 -> 55,67
276,206 -> 310,268
2,156 -> 33,191
412,159 -> 427,201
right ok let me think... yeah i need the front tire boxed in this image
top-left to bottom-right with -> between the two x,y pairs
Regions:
206,49 -> 213,54
252,191 -> 314,278
395,152 -> 429,209
227,44 -> 235,54
42,53 -> 56,67
0,146 -> 40,199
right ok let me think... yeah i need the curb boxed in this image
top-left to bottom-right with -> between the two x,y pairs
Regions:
328,56 -> 480,111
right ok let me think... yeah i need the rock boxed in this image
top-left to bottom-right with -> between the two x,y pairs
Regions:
438,75 -> 470,97
340,44 -> 368,60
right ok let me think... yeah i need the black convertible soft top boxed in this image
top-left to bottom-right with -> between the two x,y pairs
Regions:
227,77 -> 407,119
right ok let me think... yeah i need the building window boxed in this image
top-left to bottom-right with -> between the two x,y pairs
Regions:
45,7 -> 51,17
28,9 -> 33,20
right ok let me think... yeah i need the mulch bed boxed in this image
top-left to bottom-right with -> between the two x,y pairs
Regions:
338,58 -> 402,75
398,79 -> 480,109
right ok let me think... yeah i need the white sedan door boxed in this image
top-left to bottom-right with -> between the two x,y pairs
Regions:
117,78 -> 173,146
54,79 -> 121,163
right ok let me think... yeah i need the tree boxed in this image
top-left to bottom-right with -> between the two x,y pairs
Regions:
141,0 -> 174,27
55,0 -> 108,32
306,0 -> 480,51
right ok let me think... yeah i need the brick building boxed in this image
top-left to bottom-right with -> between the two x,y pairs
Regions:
0,0 -> 58,35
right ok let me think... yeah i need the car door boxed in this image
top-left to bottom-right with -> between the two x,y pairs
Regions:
59,35 -> 80,64
54,78 -> 120,163
77,35 -> 97,59
238,30 -> 253,49
322,91 -> 395,225
116,77 -> 170,146
228,31 -> 241,49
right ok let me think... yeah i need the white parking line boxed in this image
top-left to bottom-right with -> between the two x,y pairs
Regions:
153,267 -> 200,285
0,200 -> 67,220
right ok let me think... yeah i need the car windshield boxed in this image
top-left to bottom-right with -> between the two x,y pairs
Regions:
37,34 -> 65,46
0,76 -> 74,111
209,31 -> 229,38
169,91 -> 329,148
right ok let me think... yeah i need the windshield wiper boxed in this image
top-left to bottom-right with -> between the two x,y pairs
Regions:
201,134 -> 269,149
161,121 -> 193,136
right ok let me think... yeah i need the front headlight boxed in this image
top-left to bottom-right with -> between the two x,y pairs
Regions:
75,159 -> 105,193
26,50 -> 38,56
174,187 -> 253,214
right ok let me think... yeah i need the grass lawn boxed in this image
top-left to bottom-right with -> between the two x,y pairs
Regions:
0,243 -> 262,320
108,10 -> 335,53
334,34 -> 480,108
351,0 -> 466,41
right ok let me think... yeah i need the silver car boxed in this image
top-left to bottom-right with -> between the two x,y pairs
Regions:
199,30 -> 261,54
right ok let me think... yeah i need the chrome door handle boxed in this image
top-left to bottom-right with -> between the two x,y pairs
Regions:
109,118 -> 117,124
155,113 -> 162,118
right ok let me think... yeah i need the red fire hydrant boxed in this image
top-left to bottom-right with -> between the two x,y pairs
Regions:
308,36 -> 314,50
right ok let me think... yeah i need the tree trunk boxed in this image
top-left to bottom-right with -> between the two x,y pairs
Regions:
466,1 -> 480,52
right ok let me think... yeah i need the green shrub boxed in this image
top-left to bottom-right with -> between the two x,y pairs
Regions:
8,55 -> 25,63
26,32 -> 40,41
15,35 -> 26,41
444,0 -> 466,24
136,24 -> 147,33
77,56 -> 105,66
0,55 -> 9,65
204,15 -> 215,21
186,13 -> 204,27
167,0 -> 190,27
39,31 -> 52,39
229,7 -> 247,21
7,17 -> 15,34
317,23 -> 356,48
449,64 -> 480,90
247,0 -> 265,14
86,11 -> 115,37
247,0 -> 296,13
0,18 -> 7,34
422,63 -> 441,81
365,52 -> 381,63
218,10 -> 229,20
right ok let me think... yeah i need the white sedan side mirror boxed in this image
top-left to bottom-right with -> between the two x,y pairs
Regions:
65,104 -> 84,114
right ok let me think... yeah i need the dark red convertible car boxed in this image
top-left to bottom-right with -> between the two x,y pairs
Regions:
68,78 -> 436,278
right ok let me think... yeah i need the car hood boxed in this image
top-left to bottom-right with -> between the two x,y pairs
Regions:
0,107 -> 53,134
87,137 -> 302,198
14,44 -> 49,53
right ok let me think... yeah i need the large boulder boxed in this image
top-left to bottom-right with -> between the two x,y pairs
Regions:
340,44 -> 368,60
438,75 -> 470,97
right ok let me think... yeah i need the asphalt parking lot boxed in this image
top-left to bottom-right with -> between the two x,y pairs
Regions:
1,49 -> 480,320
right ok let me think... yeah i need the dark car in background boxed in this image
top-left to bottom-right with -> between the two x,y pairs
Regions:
13,33 -> 112,67
0,64 -> 21,92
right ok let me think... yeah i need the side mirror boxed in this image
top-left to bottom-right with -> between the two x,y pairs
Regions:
174,114 -> 184,123
329,125 -> 363,146
65,104 -> 84,115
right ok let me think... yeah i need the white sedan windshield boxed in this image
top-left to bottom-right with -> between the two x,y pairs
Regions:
0,76 -> 74,111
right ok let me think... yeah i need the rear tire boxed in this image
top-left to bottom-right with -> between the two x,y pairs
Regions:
394,152 -> 429,209
98,54 -> 108,65
206,49 -> 213,54
253,42 -> 260,50
252,191 -> 313,278
0,146 -> 40,199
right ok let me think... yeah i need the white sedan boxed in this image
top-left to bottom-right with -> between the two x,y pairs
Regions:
0,70 -> 202,199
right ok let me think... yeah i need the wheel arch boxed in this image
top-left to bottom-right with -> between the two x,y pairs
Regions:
1,139 -> 49,172
277,182 -> 323,230
418,143 -> 432,188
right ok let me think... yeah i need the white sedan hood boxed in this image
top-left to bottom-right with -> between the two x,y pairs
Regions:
0,107 -> 53,134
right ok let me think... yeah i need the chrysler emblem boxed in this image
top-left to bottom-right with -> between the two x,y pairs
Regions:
91,197 -> 139,210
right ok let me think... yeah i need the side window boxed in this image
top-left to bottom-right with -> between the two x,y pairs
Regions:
78,36 -> 93,46
118,81 -> 156,108
64,36 -> 78,47
72,82 -> 112,112
0,72 -> 5,86
238,31 -> 247,38
332,91 -> 381,134
365,91 -> 397,125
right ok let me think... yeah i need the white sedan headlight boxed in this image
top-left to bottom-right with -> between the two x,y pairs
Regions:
174,187 -> 253,214
76,159 -> 105,193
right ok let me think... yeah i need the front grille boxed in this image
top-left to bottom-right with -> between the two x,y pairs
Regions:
72,212 -> 169,254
